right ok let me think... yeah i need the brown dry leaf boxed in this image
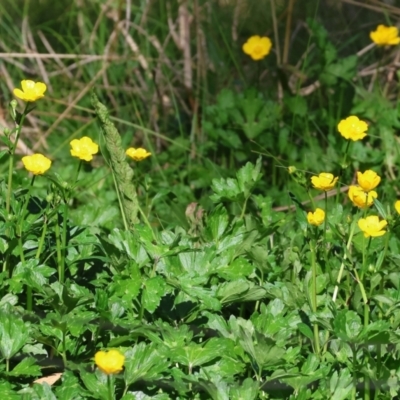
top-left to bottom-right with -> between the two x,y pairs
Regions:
33,372 -> 62,386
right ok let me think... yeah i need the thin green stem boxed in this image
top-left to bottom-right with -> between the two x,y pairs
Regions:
332,219 -> 357,302
18,235 -> 26,263
138,205 -> 156,241
374,233 -> 389,398
17,175 -> 36,312
74,160 -> 83,184
323,192 -> 328,244
323,192 -> 332,282
27,287 -> 32,312
306,189 -> 317,210
353,268 -> 368,307
18,175 -> 36,231
3,254 -> 10,276
337,140 -> 351,206
341,140 -> 351,170
60,202 -> 68,284
55,215 -> 63,282
240,196 -> 250,220
61,331 -> 68,368
310,237 -> 320,354
351,346 -> 358,399
111,166 -> 129,231
17,235 -> 32,312
365,377 -> 370,400
35,211 -> 49,260
6,104 -> 29,214
358,232 -> 371,400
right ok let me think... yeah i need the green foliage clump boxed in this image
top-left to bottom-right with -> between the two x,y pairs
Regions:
2,1 -> 400,399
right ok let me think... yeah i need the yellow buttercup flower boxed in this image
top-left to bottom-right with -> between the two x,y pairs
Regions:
357,170 -> 381,192
395,200 -> 400,215
307,208 -> 325,226
348,185 -> 377,209
126,147 -> 151,161
94,349 -> 125,375
370,25 -> 400,46
242,35 -> 272,61
22,154 -> 51,175
358,216 -> 387,238
337,116 -> 368,141
13,80 -> 47,102
311,172 -> 338,191
70,137 -> 99,162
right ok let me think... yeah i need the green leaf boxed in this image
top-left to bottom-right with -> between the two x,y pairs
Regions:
298,323 -> 314,341
20,383 -> 57,400
0,237 -> 9,254
80,369 -> 110,400
185,285 -> 221,311
107,228 -> 149,264
22,343 -> 48,356
9,357 -> 41,377
205,313 -> 231,338
373,198 -> 387,220
0,381 -> 20,399
230,378 -> 259,400
210,177 -> 241,203
329,368 -> 353,400
206,205 -> 230,241
171,338 -> 224,368
333,309 -> 362,343
158,323 -> 192,349
0,308 -> 30,360
236,157 -> 262,198
110,270 -> 141,302
124,342 -> 169,386
285,96 -> 308,117
142,276 -> 166,313
68,311 -> 97,337
320,55 -> 358,86
217,88 -> 235,110
122,393 -> 170,400
217,257 -> 254,280
281,355 -> 329,392
0,294 -> 18,307
55,370 -> 88,400
12,260 -> 55,293
358,320 -> 391,345
217,280 -> 266,304
230,89 -> 280,139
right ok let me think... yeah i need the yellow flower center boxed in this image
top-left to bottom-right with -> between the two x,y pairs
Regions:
253,45 -> 263,55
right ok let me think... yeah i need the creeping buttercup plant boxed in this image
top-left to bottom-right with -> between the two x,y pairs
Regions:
3,3 -> 400,399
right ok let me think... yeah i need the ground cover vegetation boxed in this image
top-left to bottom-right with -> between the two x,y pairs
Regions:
1,0 -> 400,398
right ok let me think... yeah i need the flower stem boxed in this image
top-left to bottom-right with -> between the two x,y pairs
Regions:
323,192 -> 332,282
17,175 -> 37,312
55,215 -> 63,282
310,237 -> 320,354
74,160 -> 83,184
35,210 -> 49,260
332,219 -> 356,302
61,202 -> 68,282
6,104 -> 28,214
240,196 -> 250,220
19,175 -> 36,226
61,330 -> 68,368
337,140 -> 351,205
107,375 -> 115,400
